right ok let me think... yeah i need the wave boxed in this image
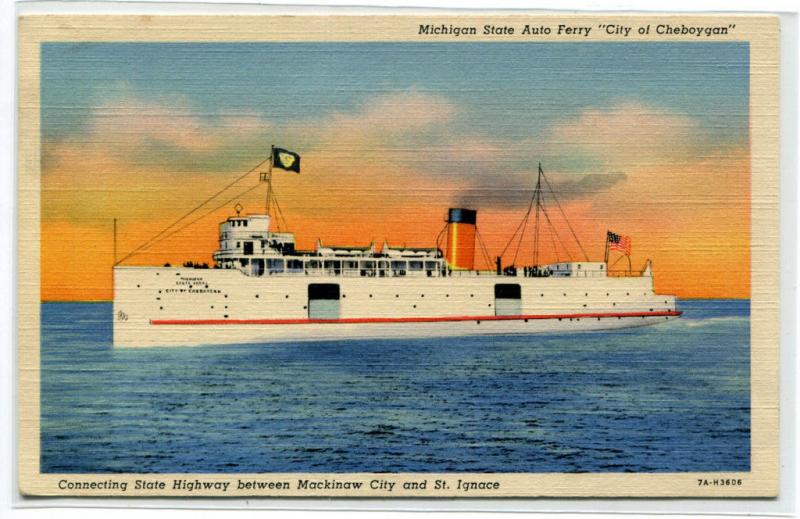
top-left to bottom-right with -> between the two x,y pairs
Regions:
681,316 -> 749,328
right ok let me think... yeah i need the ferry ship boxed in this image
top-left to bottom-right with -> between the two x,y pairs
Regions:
113,150 -> 681,347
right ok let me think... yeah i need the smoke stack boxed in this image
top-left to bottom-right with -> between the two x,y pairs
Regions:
445,208 -> 477,271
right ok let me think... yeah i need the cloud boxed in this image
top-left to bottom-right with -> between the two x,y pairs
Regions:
543,101 -> 704,167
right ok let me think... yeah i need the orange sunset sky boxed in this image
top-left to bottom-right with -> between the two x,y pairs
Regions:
40,42 -> 750,301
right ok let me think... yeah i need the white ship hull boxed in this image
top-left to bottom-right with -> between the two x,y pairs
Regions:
113,266 -> 680,347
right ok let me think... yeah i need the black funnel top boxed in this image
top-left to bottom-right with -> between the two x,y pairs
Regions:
447,208 -> 477,225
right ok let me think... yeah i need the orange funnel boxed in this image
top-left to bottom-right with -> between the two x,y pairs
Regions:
445,208 -> 477,271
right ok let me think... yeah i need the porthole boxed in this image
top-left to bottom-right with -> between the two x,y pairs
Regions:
255,294 -> 259,298
413,304 -> 417,308
420,294 -> 424,298
369,294 -> 373,298
224,315 -> 229,318
540,293 -> 544,297
525,319 -> 529,323
585,293 -> 588,297
470,294 -> 474,298
395,294 -> 399,298
159,306 -> 163,310
285,295 -> 289,299
137,284 -> 140,288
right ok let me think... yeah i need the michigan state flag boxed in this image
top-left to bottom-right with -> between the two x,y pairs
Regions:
272,147 -> 300,173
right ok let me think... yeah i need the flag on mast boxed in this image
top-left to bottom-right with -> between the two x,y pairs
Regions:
272,147 -> 301,173
607,231 -> 632,256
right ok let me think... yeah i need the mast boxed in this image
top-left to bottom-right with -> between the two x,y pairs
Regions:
499,162 -> 590,274
262,145 -> 274,217
532,163 -> 543,268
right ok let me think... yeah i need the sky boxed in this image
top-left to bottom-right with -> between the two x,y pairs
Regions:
40,42 -> 750,301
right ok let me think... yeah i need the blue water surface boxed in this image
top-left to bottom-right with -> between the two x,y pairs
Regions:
41,300 -> 750,473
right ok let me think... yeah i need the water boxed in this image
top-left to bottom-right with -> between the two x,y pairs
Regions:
41,300 -> 750,473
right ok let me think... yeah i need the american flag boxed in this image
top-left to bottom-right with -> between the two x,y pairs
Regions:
607,231 -> 631,256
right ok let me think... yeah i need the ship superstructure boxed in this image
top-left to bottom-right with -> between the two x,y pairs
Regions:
113,150 -> 681,347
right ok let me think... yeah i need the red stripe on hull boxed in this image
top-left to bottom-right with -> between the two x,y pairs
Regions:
151,310 -> 682,326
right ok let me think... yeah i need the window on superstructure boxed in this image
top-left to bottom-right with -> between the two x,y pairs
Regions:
243,221 -> 247,227
391,260 -> 407,275
359,260 -> 376,277
287,259 -> 303,273
267,259 -> 284,274
409,261 -> 423,271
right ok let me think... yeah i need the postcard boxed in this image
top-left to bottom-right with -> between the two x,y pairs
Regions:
16,11 -> 780,498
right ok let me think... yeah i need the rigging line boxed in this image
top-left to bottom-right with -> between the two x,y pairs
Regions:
269,189 -> 288,232
499,189 -> 536,258
272,192 -> 288,232
546,212 -> 560,264
539,168 -> 590,262
117,158 -> 269,264
116,182 -> 263,264
511,208 -> 531,267
475,228 -> 493,271
609,254 -> 624,269
434,221 -> 448,257
149,183 -> 264,251
538,190 -> 573,262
